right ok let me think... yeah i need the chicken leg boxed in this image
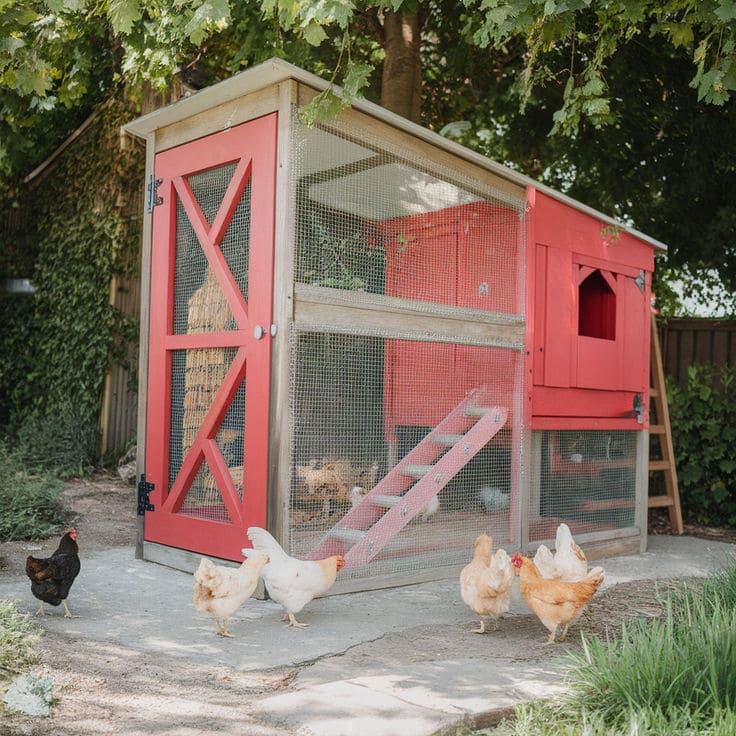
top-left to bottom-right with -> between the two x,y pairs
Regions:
214,617 -> 235,638
287,612 -> 308,628
62,600 -> 74,618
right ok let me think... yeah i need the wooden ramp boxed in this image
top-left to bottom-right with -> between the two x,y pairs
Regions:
648,313 -> 683,534
307,390 -> 508,566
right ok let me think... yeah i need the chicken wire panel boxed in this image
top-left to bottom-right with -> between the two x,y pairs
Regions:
529,430 -> 638,544
291,116 -> 526,317
288,328 -> 523,582
173,162 -> 250,335
169,348 -> 246,521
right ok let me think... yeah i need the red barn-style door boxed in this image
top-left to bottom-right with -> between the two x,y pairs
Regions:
144,115 -> 277,560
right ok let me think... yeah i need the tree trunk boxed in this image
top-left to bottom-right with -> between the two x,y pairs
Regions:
380,11 -> 422,123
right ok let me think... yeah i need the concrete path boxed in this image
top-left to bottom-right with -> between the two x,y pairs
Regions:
1,535 -> 734,735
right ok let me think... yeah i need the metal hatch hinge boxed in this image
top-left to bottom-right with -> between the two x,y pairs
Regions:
147,174 -> 163,213
137,474 -> 155,515
634,269 -> 645,292
633,393 -> 644,424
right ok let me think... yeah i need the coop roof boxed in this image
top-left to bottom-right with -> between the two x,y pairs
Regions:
124,58 -> 666,251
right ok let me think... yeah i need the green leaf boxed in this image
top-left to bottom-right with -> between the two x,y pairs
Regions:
341,61 -> 371,98
661,21 -> 694,48
715,1 -> 736,22
298,88 -> 346,126
184,0 -> 231,46
108,0 -> 142,36
302,21 -> 328,46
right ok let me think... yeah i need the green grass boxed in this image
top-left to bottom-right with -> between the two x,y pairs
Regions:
0,444 -> 67,541
0,600 -> 41,677
473,562 -> 736,736
484,701 -> 736,736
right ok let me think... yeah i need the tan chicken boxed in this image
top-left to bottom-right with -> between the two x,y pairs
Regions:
193,552 -> 269,637
533,523 -> 604,582
244,527 -> 345,627
511,551 -> 604,643
460,533 -> 513,633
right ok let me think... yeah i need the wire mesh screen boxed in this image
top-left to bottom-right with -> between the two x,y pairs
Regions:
173,163 -> 250,334
292,115 -> 526,317
288,328 -> 522,582
169,347 -> 246,521
529,430 -> 638,544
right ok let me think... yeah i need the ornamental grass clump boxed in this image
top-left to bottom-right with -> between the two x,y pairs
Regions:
564,564 -> 736,725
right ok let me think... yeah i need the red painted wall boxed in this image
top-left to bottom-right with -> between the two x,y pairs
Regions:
382,201 -> 521,438
528,191 -> 654,429
381,191 -> 656,436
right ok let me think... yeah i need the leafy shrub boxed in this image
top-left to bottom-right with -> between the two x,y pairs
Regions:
667,364 -> 736,527
0,445 -> 67,541
14,401 -> 100,479
0,600 -> 41,675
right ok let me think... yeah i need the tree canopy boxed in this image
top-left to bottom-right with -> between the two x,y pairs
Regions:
2,0 -> 735,311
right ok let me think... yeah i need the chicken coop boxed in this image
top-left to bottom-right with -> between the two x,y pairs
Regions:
124,59 -> 662,591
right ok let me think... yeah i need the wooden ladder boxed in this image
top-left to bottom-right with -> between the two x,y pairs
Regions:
648,313 -> 683,534
307,390 -> 508,566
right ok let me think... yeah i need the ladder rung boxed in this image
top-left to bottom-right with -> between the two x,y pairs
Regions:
579,498 -> 635,511
433,433 -> 464,446
327,528 -> 366,544
649,495 -> 675,508
402,464 -> 433,478
370,494 -> 402,509
649,460 -> 672,472
463,405 -> 492,417
649,388 -> 660,398
649,424 -> 666,434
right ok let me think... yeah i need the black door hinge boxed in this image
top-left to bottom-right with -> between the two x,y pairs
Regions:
147,174 -> 163,213
137,474 -> 155,515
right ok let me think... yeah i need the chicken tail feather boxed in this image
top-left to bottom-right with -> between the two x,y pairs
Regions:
246,527 -> 287,561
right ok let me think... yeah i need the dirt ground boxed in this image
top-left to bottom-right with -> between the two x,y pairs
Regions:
0,475 -> 732,735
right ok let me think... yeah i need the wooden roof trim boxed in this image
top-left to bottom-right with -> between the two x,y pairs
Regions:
123,58 -> 667,252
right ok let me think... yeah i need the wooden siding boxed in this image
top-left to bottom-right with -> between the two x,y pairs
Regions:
100,271 -> 140,455
660,318 -> 736,386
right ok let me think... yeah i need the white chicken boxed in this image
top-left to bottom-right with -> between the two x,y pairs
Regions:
193,552 -> 269,637
244,527 -> 345,627
532,523 -> 604,582
460,533 -> 513,633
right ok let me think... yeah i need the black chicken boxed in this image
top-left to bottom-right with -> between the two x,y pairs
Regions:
25,528 -> 81,617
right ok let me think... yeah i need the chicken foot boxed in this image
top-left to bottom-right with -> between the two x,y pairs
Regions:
62,600 -> 75,618
286,612 -> 308,628
214,618 -> 234,638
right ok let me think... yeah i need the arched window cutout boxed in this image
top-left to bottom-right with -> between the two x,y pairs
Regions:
578,269 -> 616,340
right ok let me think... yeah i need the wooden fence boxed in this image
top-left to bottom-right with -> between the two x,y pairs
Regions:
660,318 -> 736,386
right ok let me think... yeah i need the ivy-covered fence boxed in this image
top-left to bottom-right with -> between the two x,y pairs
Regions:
0,99 -> 143,473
